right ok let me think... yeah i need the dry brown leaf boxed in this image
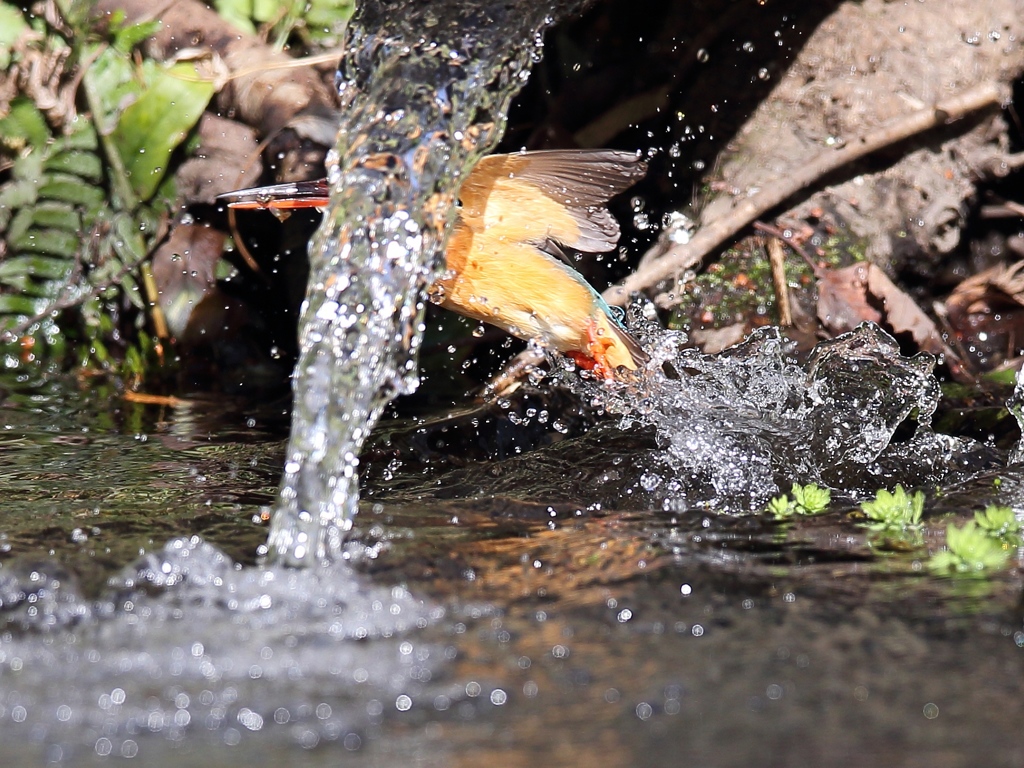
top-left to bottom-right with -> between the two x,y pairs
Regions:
946,260 -> 1024,316
150,224 -> 226,338
690,323 -> 749,354
817,263 -> 883,332
818,263 -> 967,379
175,113 -> 263,206
943,260 -> 1024,371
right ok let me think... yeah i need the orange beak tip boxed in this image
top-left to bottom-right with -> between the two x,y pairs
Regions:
217,180 -> 330,211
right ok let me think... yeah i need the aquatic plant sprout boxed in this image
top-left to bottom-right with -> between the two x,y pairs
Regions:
860,485 -> 925,531
767,482 -> 832,519
929,520 -> 1012,575
928,503 -> 1023,575
972,504 -> 1023,544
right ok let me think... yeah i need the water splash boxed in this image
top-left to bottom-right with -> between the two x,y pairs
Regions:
1008,366 -> 1024,465
0,538 -> 445,758
564,315 -> 983,511
268,1 -> 570,565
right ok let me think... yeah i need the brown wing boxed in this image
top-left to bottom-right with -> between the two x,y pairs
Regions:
459,150 -> 646,253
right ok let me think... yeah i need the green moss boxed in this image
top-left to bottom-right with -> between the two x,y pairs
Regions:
667,241 -> 818,330
818,231 -> 869,266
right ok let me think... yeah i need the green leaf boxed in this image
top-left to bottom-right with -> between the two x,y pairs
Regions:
767,494 -> 795,519
0,274 -> 29,292
215,258 -> 238,281
253,0 -> 286,24
83,45 -> 143,134
768,483 -> 832,519
0,5 -> 28,70
0,294 -> 47,317
6,207 -> 35,245
973,504 -> 1023,545
44,150 -> 104,183
0,177 -> 38,232
0,255 -> 72,283
111,213 -> 148,267
304,0 -> 355,40
31,202 -> 83,232
929,520 -> 1012,576
861,485 -> 924,530
0,175 -> 40,211
8,228 -> 80,258
213,0 -> 258,34
792,483 -> 831,514
111,61 -> 216,201
121,272 -> 144,310
974,504 -> 1020,533
38,174 -> 108,208
112,18 -> 162,54
0,4 -> 27,46
55,120 -> 100,153
0,98 -> 51,149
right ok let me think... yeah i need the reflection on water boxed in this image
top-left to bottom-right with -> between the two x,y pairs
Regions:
0,361 -> 1023,766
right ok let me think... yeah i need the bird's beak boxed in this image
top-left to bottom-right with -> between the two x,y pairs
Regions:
217,179 -> 330,211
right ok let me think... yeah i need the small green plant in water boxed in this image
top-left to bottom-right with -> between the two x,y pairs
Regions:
928,521 -> 1012,576
972,504 -> 1023,545
767,483 -> 831,519
860,485 -> 924,531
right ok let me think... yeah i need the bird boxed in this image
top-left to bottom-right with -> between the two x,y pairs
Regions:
219,149 -> 649,379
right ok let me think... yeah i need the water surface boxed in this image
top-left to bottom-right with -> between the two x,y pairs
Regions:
1,361 -> 1022,767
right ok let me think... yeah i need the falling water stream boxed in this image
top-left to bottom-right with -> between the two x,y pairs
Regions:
267,0 -> 568,565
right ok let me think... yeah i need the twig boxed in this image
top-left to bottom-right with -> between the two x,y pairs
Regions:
980,199 -> 1024,219
139,262 -> 170,340
123,391 -> 188,406
480,348 -> 545,401
765,237 -> 792,327
752,221 -> 823,277
224,52 -> 342,83
604,81 -> 1005,305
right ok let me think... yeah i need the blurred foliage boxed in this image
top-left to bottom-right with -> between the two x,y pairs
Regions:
0,0 -> 351,377
972,503 -> 1023,545
0,3 -> 28,70
928,519 -> 1013,576
212,0 -> 354,47
0,4 -> 213,372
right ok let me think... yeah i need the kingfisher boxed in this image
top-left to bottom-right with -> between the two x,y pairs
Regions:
219,149 -> 649,379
